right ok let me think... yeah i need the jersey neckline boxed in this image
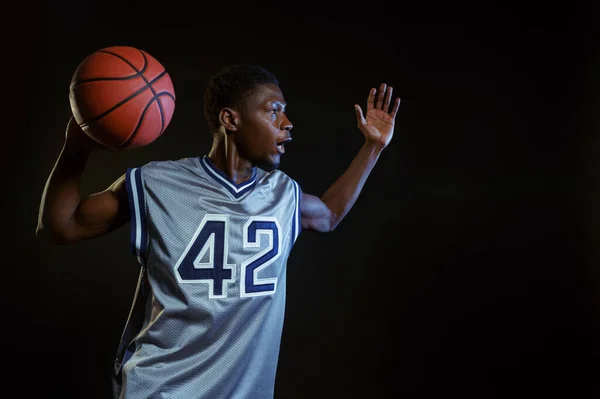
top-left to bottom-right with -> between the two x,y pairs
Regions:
199,155 -> 258,198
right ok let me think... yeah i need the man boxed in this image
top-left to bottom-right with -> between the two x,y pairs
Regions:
36,64 -> 400,398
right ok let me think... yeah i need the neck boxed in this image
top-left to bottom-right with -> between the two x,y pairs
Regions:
207,133 -> 255,185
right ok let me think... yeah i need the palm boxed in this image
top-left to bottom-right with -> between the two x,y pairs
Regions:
355,83 -> 401,148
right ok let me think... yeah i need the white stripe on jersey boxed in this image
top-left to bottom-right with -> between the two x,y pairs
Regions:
128,168 -> 144,265
292,181 -> 301,243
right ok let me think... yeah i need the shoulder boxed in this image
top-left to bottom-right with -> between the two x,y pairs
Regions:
131,157 -> 200,180
258,168 -> 300,187
257,169 -> 302,202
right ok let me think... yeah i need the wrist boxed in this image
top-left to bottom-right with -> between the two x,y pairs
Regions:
363,140 -> 386,154
63,137 -> 94,161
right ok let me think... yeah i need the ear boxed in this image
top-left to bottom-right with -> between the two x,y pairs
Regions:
218,108 -> 240,132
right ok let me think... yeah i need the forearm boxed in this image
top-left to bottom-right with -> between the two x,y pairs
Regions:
321,141 -> 384,229
36,139 -> 91,242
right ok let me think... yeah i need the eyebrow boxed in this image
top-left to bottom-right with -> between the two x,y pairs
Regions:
270,101 -> 287,111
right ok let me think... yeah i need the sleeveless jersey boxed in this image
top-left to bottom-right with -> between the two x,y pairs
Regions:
112,155 -> 302,399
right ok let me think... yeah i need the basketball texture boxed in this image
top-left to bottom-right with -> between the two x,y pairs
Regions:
69,46 -> 176,150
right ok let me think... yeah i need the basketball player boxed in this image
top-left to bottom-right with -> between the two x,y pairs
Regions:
36,64 -> 401,398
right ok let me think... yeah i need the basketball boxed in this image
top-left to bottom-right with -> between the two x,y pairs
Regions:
69,46 -> 176,150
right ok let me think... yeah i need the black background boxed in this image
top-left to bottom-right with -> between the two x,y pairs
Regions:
5,0 -> 600,397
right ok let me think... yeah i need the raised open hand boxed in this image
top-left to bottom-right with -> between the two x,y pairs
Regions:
354,83 -> 401,148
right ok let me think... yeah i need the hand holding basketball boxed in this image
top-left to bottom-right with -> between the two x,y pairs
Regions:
69,46 -> 176,151
64,116 -> 110,154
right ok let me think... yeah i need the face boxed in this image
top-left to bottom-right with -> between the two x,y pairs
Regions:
233,83 -> 293,171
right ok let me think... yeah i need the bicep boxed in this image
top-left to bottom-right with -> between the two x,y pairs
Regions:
299,191 -> 335,232
71,174 -> 130,240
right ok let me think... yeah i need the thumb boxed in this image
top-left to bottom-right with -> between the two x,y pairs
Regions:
354,104 -> 366,127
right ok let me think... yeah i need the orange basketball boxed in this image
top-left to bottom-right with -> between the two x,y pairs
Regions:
69,46 -> 176,150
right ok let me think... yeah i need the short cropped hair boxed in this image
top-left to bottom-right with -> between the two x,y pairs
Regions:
203,64 -> 280,134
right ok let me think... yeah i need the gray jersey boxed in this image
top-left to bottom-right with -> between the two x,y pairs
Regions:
113,155 -> 302,399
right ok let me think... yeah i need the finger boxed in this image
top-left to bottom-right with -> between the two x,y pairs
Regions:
367,88 -> 376,111
390,97 -> 401,120
376,83 -> 386,109
354,104 -> 366,127
383,86 -> 393,113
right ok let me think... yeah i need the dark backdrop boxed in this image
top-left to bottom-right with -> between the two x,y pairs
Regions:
5,0 -> 600,397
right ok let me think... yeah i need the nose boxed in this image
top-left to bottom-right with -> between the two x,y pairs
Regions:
280,115 -> 293,132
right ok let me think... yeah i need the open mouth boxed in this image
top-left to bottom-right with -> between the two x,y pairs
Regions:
276,138 -> 292,154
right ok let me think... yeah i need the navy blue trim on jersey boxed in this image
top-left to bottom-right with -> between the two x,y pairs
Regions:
292,181 -> 301,243
121,343 -> 136,371
200,156 -> 257,198
126,167 -> 148,265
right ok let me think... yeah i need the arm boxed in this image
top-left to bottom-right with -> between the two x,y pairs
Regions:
36,117 -> 130,244
301,83 -> 401,232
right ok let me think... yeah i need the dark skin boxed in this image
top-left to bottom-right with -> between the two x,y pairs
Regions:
36,82 -> 400,243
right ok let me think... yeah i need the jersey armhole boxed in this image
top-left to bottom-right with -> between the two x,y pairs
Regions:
291,180 -> 301,244
125,167 -> 149,266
